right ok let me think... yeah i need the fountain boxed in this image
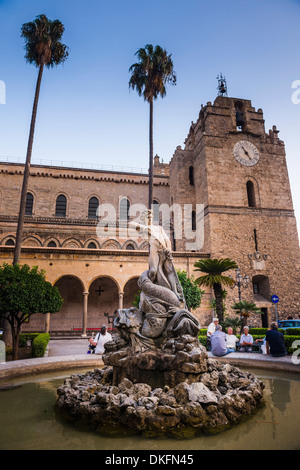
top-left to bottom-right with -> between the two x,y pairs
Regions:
55,211 -> 264,437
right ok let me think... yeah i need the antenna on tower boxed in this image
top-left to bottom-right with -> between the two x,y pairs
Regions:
217,73 -> 228,96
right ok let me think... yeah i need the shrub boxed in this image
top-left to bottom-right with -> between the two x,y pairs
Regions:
199,329 -> 208,336
249,328 -> 268,335
285,328 -> 300,336
32,333 -> 50,358
19,333 -> 39,348
283,335 -> 300,355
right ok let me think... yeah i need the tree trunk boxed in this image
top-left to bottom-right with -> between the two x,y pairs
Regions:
148,98 -> 153,210
13,62 -> 44,265
213,282 -> 224,323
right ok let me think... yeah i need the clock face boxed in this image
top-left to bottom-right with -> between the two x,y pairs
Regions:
233,140 -> 260,166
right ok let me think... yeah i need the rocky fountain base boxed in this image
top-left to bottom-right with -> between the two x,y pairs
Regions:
55,335 -> 264,438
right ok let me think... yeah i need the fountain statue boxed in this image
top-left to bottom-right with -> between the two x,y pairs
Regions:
55,211 -> 264,437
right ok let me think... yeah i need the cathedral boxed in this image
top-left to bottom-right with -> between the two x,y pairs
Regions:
1,94 -> 299,335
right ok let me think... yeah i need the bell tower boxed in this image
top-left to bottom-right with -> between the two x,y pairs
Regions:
170,94 -> 300,324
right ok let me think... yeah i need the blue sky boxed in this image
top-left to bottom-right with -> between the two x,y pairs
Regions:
1,0 -> 300,236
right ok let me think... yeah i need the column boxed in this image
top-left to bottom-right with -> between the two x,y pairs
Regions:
45,312 -> 50,333
118,291 -> 124,310
82,291 -> 89,337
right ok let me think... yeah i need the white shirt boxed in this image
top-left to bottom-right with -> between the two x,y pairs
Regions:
225,333 -> 239,349
94,331 -> 112,354
207,322 -> 217,337
240,333 -> 253,345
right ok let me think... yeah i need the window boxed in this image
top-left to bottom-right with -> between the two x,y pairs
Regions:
192,210 -> 196,231
246,181 -> 256,207
189,166 -> 194,186
47,241 -> 57,247
152,200 -> 159,225
87,242 -> 97,249
55,194 -> 67,217
5,238 -> 15,246
235,101 -> 245,131
120,198 -> 130,222
126,243 -> 135,250
88,197 -> 99,219
25,192 -> 34,216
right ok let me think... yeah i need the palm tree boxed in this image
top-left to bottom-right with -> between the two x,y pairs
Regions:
194,258 -> 238,322
129,44 -> 176,210
231,300 -> 263,331
13,14 -> 69,265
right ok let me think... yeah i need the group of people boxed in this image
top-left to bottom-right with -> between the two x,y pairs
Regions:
207,318 -> 287,358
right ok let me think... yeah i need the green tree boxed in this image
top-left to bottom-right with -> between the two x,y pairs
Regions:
176,269 -> 204,310
13,14 -> 69,265
222,316 -> 242,335
0,263 -> 63,360
129,44 -> 176,209
194,258 -> 238,322
231,300 -> 263,331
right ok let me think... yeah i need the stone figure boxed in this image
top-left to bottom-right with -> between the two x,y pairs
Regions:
105,210 -> 200,354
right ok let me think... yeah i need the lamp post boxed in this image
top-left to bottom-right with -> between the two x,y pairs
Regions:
229,268 -> 250,302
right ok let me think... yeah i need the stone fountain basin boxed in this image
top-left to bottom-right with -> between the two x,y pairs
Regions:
55,355 -> 265,439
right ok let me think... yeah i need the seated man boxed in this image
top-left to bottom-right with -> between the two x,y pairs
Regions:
225,327 -> 239,352
266,322 -> 287,357
211,324 -> 234,356
239,326 -> 253,352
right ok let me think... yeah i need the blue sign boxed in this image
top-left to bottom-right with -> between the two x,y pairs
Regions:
271,295 -> 279,304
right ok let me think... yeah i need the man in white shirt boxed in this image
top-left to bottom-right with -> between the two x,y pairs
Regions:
225,327 -> 239,352
206,318 -> 219,351
239,326 -> 253,352
207,318 -> 219,337
90,325 -> 112,355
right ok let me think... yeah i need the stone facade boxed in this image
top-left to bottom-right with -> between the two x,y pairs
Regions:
0,94 -> 299,332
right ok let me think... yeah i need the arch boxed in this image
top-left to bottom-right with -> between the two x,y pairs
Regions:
100,239 -> 122,250
44,237 -> 60,247
123,240 -> 138,250
123,277 -> 140,308
61,237 -> 83,248
119,197 -> 130,222
139,240 -> 150,250
84,239 -> 100,249
87,241 -> 97,249
55,194 -> 67,217
47,240 -> 57,247
235,100 -> 245,131
88,276 -> 120,327
246,180 -> 256,207
88,196 -> 99,219
25,192 -> 34,216
22,236 -> 43,247
191,210 -> 196,231
52,275 -> 84,331
243,176 -> 260,207
4,237 -> 15,246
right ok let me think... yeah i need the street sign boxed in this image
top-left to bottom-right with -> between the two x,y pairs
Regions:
271,295 -> 279,304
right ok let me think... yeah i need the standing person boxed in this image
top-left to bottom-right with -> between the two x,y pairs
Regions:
89,325 -> 112,355
266,322 -> 287,357
239,326 -> 253,352
211,324 -> 234,356
225,327 -> 239,352
206,318 -> 219,351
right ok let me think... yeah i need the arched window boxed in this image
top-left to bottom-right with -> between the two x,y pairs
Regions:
189,166 -> 194,186
47,241 -> 57,247
235,101 -> 245,131
246,181 -> 256,207
25,192 -> 34,216
5,238 -> 15,246
152,200 -> 159,225
192,210 -> 196,231
126,243 -> 135,250
88,197 -> 99,219
87,241 -> 97,249
119,198 -> 130,222
55,194 -> 67,217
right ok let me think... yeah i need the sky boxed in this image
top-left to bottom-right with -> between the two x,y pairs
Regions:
0,0 -> 300,237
